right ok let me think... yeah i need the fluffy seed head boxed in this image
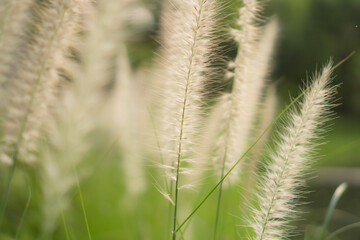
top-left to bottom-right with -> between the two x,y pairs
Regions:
157,0 -> 220,190
212,1 -> 278,183
0,0 -> 87,164
248,63 -> 335,240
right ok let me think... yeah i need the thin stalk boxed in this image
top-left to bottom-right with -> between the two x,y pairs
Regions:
15,180 -> 32,239
61,212 -> 70,240
229,182 -> 240,239
172,75 -> 189,240
213,150 -> 227,239
75,170 -> 92,240
172,2 -> 204,239
317,182 -> 348,240
177,219 -> 185,240
0,159 -> 16,231
325,222 -> 360,240
214,44 -> 242,238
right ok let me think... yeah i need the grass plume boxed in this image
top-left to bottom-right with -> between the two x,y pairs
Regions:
248,63 -> 336,240
156,0 -> 221,238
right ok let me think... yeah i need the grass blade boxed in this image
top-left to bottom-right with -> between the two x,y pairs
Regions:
15,179 -> 32,239
213,159 -> 227,240
75,170 -> 92,240
317,182 -> 348,240
0,159 -> 17,231
325,222 -> 360,240
61,212 -> 71,240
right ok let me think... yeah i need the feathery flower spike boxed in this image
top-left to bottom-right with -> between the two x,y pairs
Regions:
156,0 -> 220,238
220,5 -> 278,183
158,0 -> 220,193
0,0 -> 85,164
249,63 -> 335,240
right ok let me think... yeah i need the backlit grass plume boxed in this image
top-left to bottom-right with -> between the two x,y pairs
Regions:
0,0 -> 85,164
81,0 -> 138,91
248,63 -> 335,240
242,84 -> 278,204
108,45 -> 147,196
216,1 -> 278,184
158,0 -> 220,190
156,0 -> 220,238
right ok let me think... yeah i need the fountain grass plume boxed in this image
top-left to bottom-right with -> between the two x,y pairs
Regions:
108,45 -> 147,196
155,0 -> 222,238
248,62 -> 336,240
211,9 -> 278,239
157,0 -> 221,194
242,83 -> 278,205
0,0 -> 86,164
0,0 -> 88,233
223,9 -> 278,183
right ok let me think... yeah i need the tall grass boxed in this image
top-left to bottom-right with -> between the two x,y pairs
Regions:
0,0 -> 352,239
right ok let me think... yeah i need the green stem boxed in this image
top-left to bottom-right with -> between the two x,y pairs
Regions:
172,2 -> 205,239
0,159 -> 16,231
75,170 -> 92,240
213,156 -> 226,240
317,182 -> 348,240
325,222 -> 360,240
15,180 -> 32,239
61,212 -> 70,240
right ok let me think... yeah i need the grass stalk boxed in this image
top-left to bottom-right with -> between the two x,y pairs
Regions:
75,170 -> 92,240
213,152 -> 227,239
325,222 -> 360,240
15,180 -> 32,239
61,212 -> 71,240
172,2 -> 205,239
0,159 -> 16,231
318,182 -> 348,240
172,84 -> 189,240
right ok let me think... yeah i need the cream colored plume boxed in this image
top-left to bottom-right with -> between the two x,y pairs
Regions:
212,6 -> 278,184
157,0 -> 220,193
107,45 -> 147,196
0,0 -> 86,165
249,63 -> 335,240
